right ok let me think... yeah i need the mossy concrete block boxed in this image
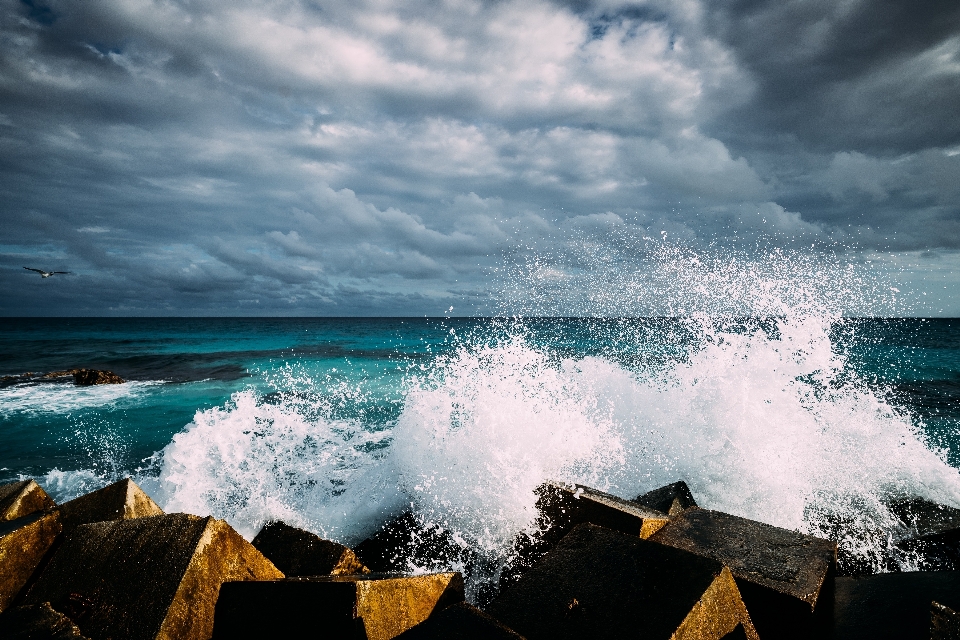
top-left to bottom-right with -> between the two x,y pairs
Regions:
0,602 -> 90,639
933,601 -> 960,640
0,480 -> 56,522
650,507 -> 835,640
394,602 -> 526,639
57,478 -> 163,534
213,571 -> 464,640
0,512 -> 62,613
828,572 -> 960,639
252,520 -> 368,576
633,481 -> 698,516
487,523 -> 757,640
22,513 -> 283,640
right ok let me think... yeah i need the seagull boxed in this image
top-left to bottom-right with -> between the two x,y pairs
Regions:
24,267 -> 71,278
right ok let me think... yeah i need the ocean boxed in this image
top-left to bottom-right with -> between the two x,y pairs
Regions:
3,314 -> 960,598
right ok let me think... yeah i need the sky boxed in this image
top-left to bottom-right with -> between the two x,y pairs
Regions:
1,0 -> 959,316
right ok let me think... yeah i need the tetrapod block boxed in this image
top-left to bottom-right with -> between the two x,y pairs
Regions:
57,478 -> 163,534
650,508 -> 836,640
0,602 -> 89,639
212,572 -> 464,640
0,480 -> 56,522
0,512 -> 61,613
634,480 -> 698,516
252,520 -> 368,576
22,513 -> 283,640
487,523 -> 757,640
395,602 -> 526,639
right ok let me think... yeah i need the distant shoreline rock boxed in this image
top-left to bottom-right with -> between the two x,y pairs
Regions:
0,369 -> 125,386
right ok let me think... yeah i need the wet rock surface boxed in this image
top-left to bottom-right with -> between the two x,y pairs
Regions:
22,513 -> 282,640
0,511 -> 62,613
252,520 -> 368,576
0,602 -> 90,639
0,480 -> 56,522
394,602 -> 526,639
488,523 -> 757,640
650,507 -> 835,640
828,571 -> 960,639
932,600 -> 960,640
213,572 -> 464,640
633,480 -> 698,516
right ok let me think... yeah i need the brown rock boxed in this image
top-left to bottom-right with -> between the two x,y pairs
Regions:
487,523 -> 758,640
252,520 -> 368,576
57,477 -> 163,535
633,480 -> 698,516
0,512 -> 62,613
0,480 -> 56,522
649,508 -> 836,640
828,571 -> 960,639
394,602 -> 526,639
22,513 -> 283,640
0,602 -> 90,639
72,369 -> 124,385
213,572 -> 464,640
932,600 -> 960,640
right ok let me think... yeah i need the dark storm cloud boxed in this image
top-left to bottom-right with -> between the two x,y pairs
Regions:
1,0 -> 959,315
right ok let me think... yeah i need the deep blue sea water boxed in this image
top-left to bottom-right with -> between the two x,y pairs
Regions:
3,316 -> 960,590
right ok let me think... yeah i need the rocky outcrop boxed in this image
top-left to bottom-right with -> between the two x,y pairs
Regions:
72,369 -> 124,385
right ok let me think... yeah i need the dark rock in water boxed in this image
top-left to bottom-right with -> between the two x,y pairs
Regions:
487,523 -> 757,640
212,572 -> 464,640
0,602 -> 90,639
252,521 -> 368,576
72,369 -> 124,385
932,600 -> 960,640
22,513 -> 283,640
649,508 -> 835,640
633,480 -> 698,516
828,571 -> 960,639
502,482 -> 669,590
0,512 -> 62,613
0,480 -> 56,522
889,497 -> 960,570
57,477 -> 163,535
394,602 -> 526,639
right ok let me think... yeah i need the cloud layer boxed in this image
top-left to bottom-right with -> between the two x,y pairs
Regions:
1,0 -> 958,315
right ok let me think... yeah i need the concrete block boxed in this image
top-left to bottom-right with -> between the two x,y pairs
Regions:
487,523 -> 758,640
502,482 -> 669,590
22,513 -> 283,640
633,480 -> 698,516
353,512 -> 458,573
827,571 -> 960,639
933,601 -> 960,640
57,477 -> 163,534
252,520 -> 368,576
394,602 -> 526,639
212,571 -> 464,640
650,508 -> 836,639
889,498 -> 960,570
0,480 -> 56,522
0,602 -> 89,639
0,512 -> 61,613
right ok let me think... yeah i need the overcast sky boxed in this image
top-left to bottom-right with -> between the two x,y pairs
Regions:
2,0 -> 959,316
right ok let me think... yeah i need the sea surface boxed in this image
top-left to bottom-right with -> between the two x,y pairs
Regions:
3,315 -> 960,596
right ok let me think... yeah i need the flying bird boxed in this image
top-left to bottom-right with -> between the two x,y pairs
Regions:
24,267 -> 71,278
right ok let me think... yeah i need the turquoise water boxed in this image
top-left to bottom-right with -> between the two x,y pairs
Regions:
3,316 -> 960,591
